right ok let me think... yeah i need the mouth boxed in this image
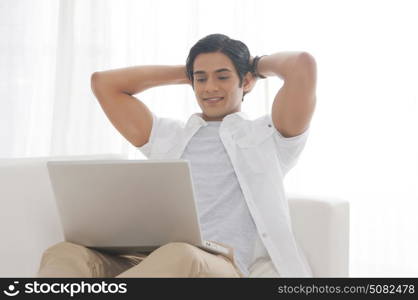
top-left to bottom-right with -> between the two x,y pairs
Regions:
203,97 -> 224,104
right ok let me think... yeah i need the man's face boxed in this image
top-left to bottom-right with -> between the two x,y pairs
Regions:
192,52 -> 253,121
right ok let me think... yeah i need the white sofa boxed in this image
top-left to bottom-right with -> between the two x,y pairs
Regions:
0,154 -> 349,277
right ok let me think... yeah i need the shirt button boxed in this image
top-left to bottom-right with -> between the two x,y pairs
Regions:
268,124 -> 272,127
262,233 -> 268,238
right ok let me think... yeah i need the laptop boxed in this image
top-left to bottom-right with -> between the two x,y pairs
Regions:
46,159 -> 229,256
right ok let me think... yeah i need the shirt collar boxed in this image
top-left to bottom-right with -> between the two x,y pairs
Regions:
186,111 -> 249,129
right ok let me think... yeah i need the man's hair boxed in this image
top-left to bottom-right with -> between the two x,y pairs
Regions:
185,33 -> 252,102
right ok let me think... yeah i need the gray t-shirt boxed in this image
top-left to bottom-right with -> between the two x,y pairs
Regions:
180,121 -> 259,276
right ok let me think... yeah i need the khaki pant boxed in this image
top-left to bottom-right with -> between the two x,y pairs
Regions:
37,241 -> 244,278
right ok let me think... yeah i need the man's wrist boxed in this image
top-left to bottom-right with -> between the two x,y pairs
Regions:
252,55 -> 268,79
176,65 -> 192,85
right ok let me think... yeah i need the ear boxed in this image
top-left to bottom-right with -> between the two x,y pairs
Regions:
243,71 -> 257,94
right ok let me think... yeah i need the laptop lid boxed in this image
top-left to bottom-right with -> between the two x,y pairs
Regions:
46,159 -> 205,253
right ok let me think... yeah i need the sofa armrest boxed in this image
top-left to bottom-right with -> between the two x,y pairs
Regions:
287,194 -> 350,277
0,153 -> 128,277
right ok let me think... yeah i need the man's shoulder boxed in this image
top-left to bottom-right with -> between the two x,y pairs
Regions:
252,113 -> 273,127
243,114 -> 275,136
152,113 -> 186,133
232,114 -> 275,146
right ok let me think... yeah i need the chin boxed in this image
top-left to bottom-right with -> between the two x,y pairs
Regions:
201,112 -> 226,121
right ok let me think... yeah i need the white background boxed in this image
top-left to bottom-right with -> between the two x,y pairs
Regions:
1,0 -> 417,276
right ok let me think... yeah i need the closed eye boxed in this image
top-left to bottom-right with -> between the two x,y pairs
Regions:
196,77 -> 229,82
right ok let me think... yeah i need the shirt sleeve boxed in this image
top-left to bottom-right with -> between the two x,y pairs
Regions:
272,123 -> 310,176
136,112 -> 184,158
255,114 -> 310,176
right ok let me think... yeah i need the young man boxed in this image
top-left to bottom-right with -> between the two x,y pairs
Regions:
38,34 -> 316,278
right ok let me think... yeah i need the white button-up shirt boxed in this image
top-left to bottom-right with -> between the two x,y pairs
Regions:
137,111 -> 313,277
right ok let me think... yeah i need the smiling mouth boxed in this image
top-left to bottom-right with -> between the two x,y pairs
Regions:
203,97 -> 224,103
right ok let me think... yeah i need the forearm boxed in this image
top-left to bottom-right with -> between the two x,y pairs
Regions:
256,51 -> 311,80
93,65 -> 190,95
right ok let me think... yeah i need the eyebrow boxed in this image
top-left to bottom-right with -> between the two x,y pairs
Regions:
193,68 -> 232,75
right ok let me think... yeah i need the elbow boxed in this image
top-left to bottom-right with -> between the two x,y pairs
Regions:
297,52 -> 317,71
90,72 -> 102,94
91,71 -> 101,85
295,52 -> 317,80
298,52 -> 316,65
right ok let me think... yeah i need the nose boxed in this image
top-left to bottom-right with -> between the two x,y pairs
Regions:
204,77 -> 219,93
